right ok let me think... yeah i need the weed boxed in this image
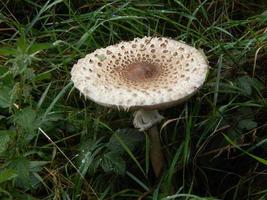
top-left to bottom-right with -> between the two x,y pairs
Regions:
0,0 -> 266,199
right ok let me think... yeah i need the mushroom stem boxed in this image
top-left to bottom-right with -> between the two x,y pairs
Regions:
148,125 -> 164,178
133,109 -> 164,178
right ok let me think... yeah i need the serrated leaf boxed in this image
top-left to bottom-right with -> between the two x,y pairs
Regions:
238,119 -> 257,130
100,152 -> 126,175
0,86 -> 12,108
0,169 -> 17,184
12,156 -> 30,189
0,66 -> 14,87
0,134 -> 10,154
13,107 -> 39,141
0,66 -> 13,107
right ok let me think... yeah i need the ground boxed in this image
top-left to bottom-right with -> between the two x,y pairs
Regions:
0,0 -> 266,199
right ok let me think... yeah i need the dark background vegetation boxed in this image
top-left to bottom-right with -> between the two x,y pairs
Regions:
0,0 -> 266,199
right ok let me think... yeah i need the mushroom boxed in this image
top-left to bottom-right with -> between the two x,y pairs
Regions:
71,37 -> 209,178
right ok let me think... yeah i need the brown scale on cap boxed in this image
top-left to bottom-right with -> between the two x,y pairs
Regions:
71,37 -> 209,110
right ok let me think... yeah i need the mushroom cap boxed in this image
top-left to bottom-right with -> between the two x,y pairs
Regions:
71,37 -> 209,111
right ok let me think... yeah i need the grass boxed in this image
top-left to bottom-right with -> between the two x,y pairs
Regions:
0,0 -> 266,199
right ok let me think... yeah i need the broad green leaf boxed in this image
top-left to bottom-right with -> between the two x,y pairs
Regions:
0,169 -> 17,184
13,107 -> 39,141
29,161 -> 50,172
111,131 -> 145,176
236,76 -> 264,96
100,152 -> 126,175
0,86 -> 12,108
78,138 -> 104,176
12,157 -> 30,189
238,119 -> 257,130
0,67 -> 14,108
0,134 -> 10,154
0,66 -> 14,86
237,76 -> 252,96
107,128 -> 144,155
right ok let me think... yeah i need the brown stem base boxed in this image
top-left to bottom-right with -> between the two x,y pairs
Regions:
148,126 -> 164,178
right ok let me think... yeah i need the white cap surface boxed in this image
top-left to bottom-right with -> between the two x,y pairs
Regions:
71,37 -> 209,111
